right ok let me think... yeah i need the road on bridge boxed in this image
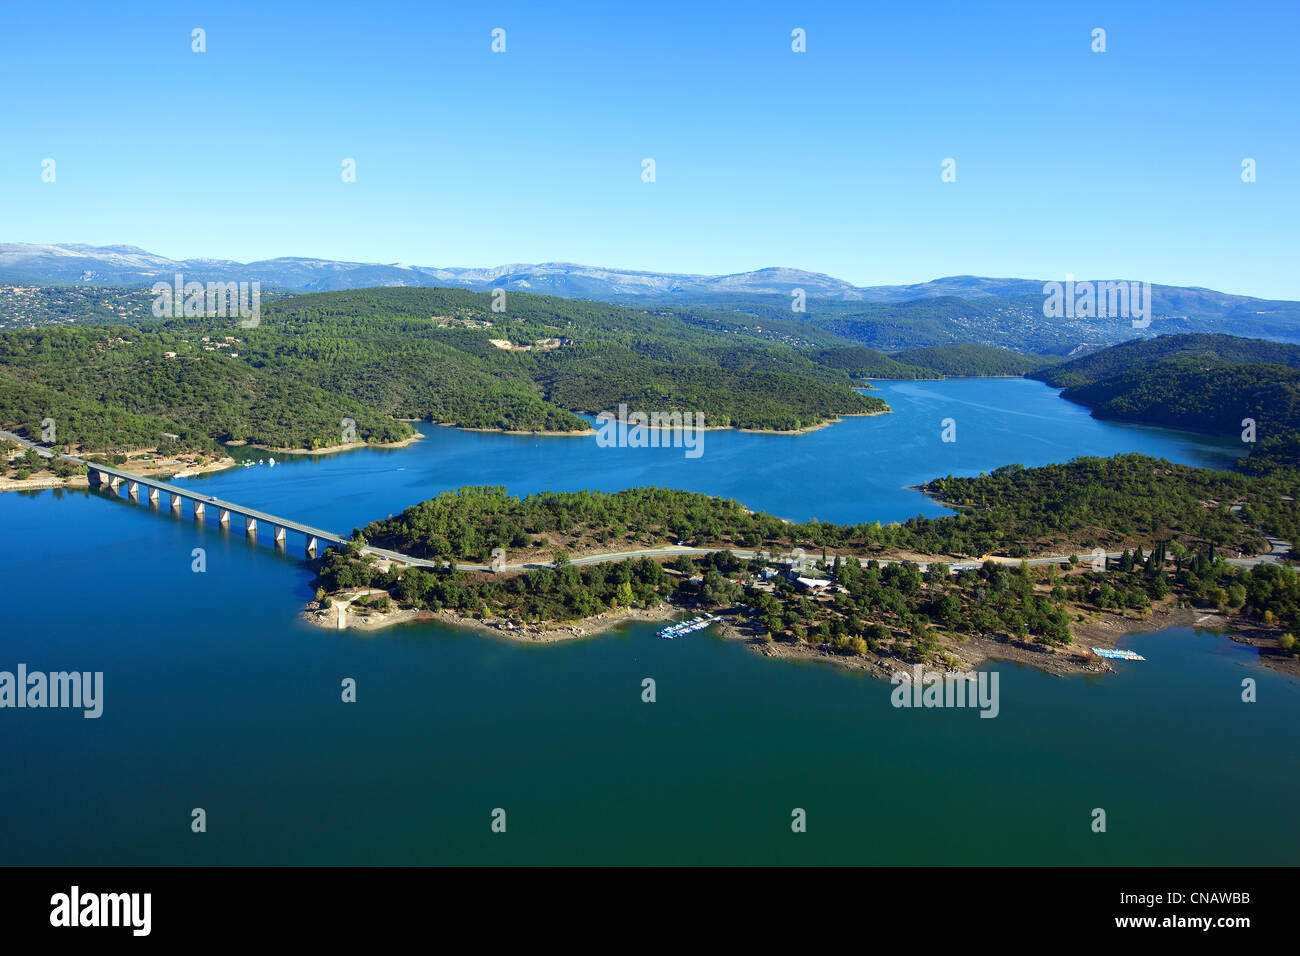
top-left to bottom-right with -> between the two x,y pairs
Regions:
7,429 -> 1289,574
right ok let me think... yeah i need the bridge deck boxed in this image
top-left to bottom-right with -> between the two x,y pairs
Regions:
73,458 -> 459,568
76,459 -> 351,545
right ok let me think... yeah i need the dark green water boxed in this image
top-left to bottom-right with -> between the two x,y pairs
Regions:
1,379 -> 1295,864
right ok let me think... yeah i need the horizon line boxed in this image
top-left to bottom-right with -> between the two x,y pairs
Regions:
0,239 -> 1282,302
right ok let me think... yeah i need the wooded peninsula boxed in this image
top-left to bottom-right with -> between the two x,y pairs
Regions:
309,455 -> 1300,677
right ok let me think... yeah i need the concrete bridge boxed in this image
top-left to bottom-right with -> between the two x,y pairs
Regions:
79,459 -> 353,559
65,456 -> 447,570
0,424 -> 456,570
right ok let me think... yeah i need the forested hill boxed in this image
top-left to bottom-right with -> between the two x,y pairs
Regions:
347,454 -> 1299,567
891,344 -> 1049,377
0,286 -> 885,453
1032,333 -> 1300,389
810,343 -> 1052,379
809,346 -> 936,379
1027,334 -> 1300,473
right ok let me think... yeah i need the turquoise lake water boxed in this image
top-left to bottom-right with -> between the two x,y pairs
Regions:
0,378 -> 1295,864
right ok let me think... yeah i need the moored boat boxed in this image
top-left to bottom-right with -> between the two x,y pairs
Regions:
1091,647 -> 1146,661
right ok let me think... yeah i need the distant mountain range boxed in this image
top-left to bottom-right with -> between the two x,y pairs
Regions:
4,242 -> 1299,353
0,241 -> 1282,307
0,241 -> 1065,300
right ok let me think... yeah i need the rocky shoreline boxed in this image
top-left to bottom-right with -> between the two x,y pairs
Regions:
303,587 -> 1300,679
302,589 -> 682,641
713,600 -> 1299,679
230,432 -> 425,455
1,454 -> 237,494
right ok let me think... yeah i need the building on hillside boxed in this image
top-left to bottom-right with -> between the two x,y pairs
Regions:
794,576 -> 831,592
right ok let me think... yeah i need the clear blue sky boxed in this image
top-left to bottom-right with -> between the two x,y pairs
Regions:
2,1 -> 1297,297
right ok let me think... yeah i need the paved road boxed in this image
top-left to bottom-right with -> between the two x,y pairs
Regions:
405,543 -> 1294,576
1,434 -> 447,568
9,429 -> 1291,573
482,548 -> 1123,574
0,429 -> 53,457
72,458 -> 354,545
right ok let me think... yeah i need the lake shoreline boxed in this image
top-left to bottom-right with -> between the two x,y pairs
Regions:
736,409 -> 889,435
299,588 -> 1132,678
304,584 -> 1298,678
303,590 -> 681,641
712,601 -> 1299,678
447,410 -> 890,438
1,454 -> 238,494
454,425 -> 597,437
231,432 -> 426,455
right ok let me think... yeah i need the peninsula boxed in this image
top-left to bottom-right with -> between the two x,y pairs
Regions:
306,460 -> 1300,679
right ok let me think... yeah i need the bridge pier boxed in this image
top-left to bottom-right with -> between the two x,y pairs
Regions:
77,462 -> 347,568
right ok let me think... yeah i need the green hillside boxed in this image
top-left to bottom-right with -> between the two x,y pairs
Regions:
1033,333 -> 1300,389
0,286 -> 886,453
1029,334 -> 1300,473
809,346 -> 936,379
892,344 -> 1050,377
810,343 -> 1050,379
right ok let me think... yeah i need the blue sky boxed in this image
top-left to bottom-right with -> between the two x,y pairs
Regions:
1,0 -> 1297,297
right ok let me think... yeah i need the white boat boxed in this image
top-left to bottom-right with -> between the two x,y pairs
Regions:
657,613 -> 719,639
